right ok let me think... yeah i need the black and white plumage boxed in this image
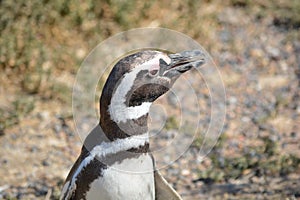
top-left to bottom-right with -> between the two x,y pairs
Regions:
60,50 -> 205,200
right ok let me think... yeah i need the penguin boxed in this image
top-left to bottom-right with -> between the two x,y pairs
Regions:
60,49 -> 205,200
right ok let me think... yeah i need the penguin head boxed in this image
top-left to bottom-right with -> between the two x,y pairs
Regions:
100,50 -> 205,125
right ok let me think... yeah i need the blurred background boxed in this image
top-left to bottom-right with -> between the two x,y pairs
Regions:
0,0 -> 300,199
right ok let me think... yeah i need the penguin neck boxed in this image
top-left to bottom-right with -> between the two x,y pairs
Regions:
99,98 -> 151,153
100,110 -> 149,140
99,63 -> 154,152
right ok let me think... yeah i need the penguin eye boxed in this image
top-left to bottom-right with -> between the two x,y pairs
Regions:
148,69 -> 159,77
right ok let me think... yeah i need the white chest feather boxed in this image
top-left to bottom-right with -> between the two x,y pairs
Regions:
85,154 -> 155,200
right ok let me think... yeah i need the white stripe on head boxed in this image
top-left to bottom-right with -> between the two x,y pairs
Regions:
108,54 -> 171,123
63,133 -> 149,199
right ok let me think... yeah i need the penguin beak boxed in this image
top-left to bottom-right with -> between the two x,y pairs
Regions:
159,50 -> 206,78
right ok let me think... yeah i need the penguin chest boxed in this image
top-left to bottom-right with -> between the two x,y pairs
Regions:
85,154 -> 155,200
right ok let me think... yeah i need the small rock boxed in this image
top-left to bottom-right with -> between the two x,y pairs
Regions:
182,169 -> 190,176
53,124 -> 62,133
76,49 -> 86,59
30,146 -> 39,153
42,159 -> 50,167
258,76 -> 289,89
250,48 -> 264,58
1,159 -> 8,165
266,46 -> 280,60
229,96 -> 237,105
241,116 -> 250,122
290,132 -> 296,138
296,105 -> 300,113
37,111 -> 50,121
0,185 -> 9,193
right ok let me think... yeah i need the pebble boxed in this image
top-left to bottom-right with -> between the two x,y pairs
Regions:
266,46 -> 280,59
37,111 -> 50,121
53,124 -> 62,133
76,49 -> 86,59
241,116 -> 250,122
297,105 -> 300,113
0,185 -> 9,193
228,96 -> 237,105
290,132 -> 296,138
182,169 -> 190,176
42,159 -> 50,167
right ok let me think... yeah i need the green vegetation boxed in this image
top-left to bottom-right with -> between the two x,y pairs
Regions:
197,134 -> 300,182
228,0 -> 300,27
1,0 -> 299,93
164,116 -> 179,130
0,0 -> 299,198
229,0 -> 300,40
0,96 -> 35,134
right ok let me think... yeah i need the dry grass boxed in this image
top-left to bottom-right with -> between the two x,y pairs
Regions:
0,0 -> 300,199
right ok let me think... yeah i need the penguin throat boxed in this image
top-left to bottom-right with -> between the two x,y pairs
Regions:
109,101 -> 152,123
100,110 -> 150,141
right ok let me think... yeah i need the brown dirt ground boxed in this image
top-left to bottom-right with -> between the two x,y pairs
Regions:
0,1 -> 300,200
